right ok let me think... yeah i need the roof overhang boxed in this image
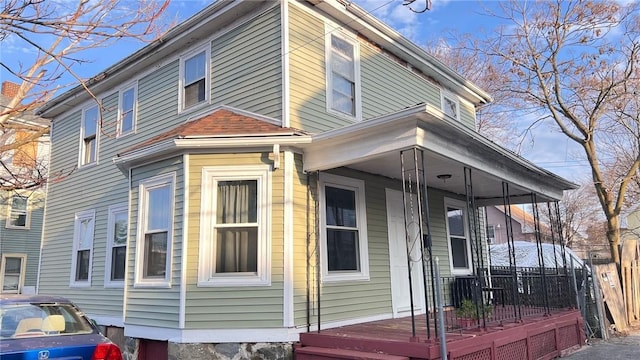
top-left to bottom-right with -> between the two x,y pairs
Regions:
113,133 -> 312,170
302,104 -> 577,204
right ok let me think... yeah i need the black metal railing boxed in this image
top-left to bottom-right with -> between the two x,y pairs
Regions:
433,266 -> 582,332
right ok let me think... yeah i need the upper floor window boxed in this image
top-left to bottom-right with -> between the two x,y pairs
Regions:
442,91 -> 460,120
135,173 -> 174,287
70,210 -> 95,287
198,166 -> 271,287
81,105 -> 98,166
326,30 -> 361,120
181,47 -> 210,110
319,173 -> 369,282
7,194 -> 29,229
105,204 -> 128,287
118,84 -> 136,136
445,198 -> 472,275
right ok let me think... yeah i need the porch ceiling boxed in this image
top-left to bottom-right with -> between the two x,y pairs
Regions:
302,104 -> 577,205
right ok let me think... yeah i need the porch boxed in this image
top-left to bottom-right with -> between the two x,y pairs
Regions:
295,266 -> 586,360
295,308 -> 584,360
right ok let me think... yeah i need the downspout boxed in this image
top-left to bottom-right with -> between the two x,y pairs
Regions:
306,172 -> 311,332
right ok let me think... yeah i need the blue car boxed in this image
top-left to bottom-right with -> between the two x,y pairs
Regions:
0,294 -> 123,360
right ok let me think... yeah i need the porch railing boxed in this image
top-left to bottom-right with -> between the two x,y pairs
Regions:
434,266 -> 584,332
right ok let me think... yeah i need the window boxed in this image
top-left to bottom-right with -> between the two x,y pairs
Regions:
442,91 -> 460,120
118,85 -> 136,136
81,105 -> 98,165
326,30 -> 361,120
70,210 -> 95,287
198,166 -> 271,286
445,198 -> 472,275
7,194 -> 29,228
136,173 -> 174,287
487,225 -> 495,244
181,47 -> 209,110
319,173 -> 369,282
105,204 -> 128,287
0,254 -> 26,293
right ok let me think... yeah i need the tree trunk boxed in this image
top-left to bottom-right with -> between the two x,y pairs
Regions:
607,215 -> 621,265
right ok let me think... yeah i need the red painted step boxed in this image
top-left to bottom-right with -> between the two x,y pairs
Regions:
295,346 -> 410,360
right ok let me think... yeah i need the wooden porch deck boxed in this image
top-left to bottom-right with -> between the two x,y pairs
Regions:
295,308 -> 585,360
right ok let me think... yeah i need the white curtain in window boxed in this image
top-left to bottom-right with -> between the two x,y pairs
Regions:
216,181 -> 258,273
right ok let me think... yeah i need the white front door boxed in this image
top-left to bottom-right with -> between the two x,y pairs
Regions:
386,189 -> 425,318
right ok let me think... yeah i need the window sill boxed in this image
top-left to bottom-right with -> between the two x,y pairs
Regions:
197,275 -> 270,287
134,280 -> 171,289
322,272 -> 370,283
104,281 -> 125,289
69,281 -> 92,288
5,225 -> 30,230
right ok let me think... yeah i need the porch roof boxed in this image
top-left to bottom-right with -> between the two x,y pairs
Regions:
302,104 -> 577,205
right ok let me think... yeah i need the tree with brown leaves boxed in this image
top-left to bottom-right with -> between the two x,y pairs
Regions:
0,0 -> 170,190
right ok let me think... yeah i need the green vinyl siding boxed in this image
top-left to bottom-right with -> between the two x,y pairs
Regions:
184,153 -> 284,329
212,6 -> 282,118
125,157 -> 183,328
288,2 -> 476,133
0,191 -> 45,289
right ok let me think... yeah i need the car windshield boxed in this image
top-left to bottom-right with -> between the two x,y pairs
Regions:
0,302 -> 94,339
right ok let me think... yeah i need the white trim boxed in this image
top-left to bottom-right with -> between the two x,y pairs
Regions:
441,90 -> 460,121
123,312 -> 392,343
123,167 -> 133,323
88,314 -> 125,328
197,165 -> 272,287
70,209 -> 96,288
117,82 -> 138,138
283,151 -> 294,327
281,0 -> 291,128
324,24 -> 362,122
134,172 -> 176,288
6,193 -> 31,229
104,203 -> 128,288
0,253 -> 27,293
179,154 -> 189,328
178,44 -> 211,113
319,173 -> 369,282
444,197 -> 473,275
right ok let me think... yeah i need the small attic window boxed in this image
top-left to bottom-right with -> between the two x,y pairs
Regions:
442,91 -> 460,121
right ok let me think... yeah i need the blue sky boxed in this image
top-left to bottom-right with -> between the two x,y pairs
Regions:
0,0 -> 589,181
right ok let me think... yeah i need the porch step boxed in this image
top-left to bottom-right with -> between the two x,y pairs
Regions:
295,346 -> 410,360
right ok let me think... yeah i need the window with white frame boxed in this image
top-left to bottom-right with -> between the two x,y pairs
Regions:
81,105 -> 98,165
105,204 -> 128,287
0,254 -> 26,293
487,225 -> 496,244
442,91 -> 460,120
198,166 -> 271,286
445,198 -> 472,275
136,173 -> 174,286
181,48 -> 209,110
319,173 -> 369,282
326,30 -> 361,120
118,85 -> 136,136
7,194 -> 29,228
70,210 -> 95,286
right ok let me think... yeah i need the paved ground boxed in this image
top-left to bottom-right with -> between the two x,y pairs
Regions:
562,331 -> 640,359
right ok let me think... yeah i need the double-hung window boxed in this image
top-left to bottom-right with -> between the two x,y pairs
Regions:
181,47 -> 209,110
442,91 -> 460,121
445,198 -> 472,275
319,173 -> 369,282
326,30 -> 361,120
81,105 -> 98,165
198,166 -> 271,286
7,194 -> 29,228
0,254 -> 26,293
118,84 -> 136,136
70,210 -> 95,287
105,204 -> 128,287
136,173 -> 174,287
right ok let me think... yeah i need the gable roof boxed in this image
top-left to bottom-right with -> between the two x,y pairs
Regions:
114,107 -> 310,165
494,205 -> 550,233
